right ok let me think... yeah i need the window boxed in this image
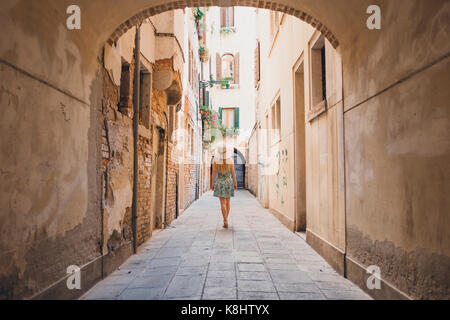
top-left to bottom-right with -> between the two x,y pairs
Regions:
220,7 -> 235,28
168,104 -> 176,140
222,53 -> 234,80
217,53 -> 240,84
219,107 -> 240,129
265,114 -> 270,157
271,97 -> 281,143
254,40 -> 261,87
119,61 -> 132,115
310,35 -> 327,108
139,65 -> 152,129
209,58 -> 212,80
222,108 -> 234,128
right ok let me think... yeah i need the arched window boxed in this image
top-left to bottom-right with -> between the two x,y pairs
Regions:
222,53 -> 234,81
216,52 -> 240,84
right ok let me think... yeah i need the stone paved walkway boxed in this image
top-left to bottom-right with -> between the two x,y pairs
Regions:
82,191 -> 371,300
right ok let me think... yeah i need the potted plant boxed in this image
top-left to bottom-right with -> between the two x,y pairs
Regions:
199,46 -> 209,62
221,77 -> 233,89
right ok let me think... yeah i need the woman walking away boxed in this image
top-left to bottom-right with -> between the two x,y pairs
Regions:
211,146 -> 238,229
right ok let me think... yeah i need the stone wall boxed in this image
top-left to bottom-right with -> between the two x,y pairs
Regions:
183,163 -> 198,210
166,142 -> 179,224
136,134 -> 152,246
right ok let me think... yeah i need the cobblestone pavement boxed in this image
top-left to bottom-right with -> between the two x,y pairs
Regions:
82,191 -> 371,300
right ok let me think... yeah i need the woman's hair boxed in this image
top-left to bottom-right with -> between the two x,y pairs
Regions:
214,157 -> 233,173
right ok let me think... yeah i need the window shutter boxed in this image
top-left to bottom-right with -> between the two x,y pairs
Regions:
257,41 -> 260,82
254,42 -> 260,87
220,8 -> 226,28
216,53 -> 222,80
234,108 -> 240,129
219,107 -> 223,121
230,8 -> 235,27
234,52 -> 240,84
206,91 -> 210,107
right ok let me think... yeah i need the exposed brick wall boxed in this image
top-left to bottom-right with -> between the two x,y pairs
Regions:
101,68 -> 135,252
101,46 -> 186,254
101,63 -> 158,250
183,162 -> 199,210
136,135 -> 152,246
166,142 -> 178,224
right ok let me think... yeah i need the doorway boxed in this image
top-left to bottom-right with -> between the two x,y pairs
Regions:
293,60 -> 307,232
150,126 -> 167,231
234,149 -> 246,189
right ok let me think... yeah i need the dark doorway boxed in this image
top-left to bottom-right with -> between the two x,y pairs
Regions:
293,60 -> 307,232
210,149 -> 246,189
151,127 -> 167,231
234,149 -> 246,189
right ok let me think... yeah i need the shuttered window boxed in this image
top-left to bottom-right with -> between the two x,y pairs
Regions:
234,53 -> 240,84
205,91 -> 210,107
254,40 -> 261,87
216,53 -> 222,80
220,7 -> 235,28
220,108 -> 239,129
234,107 -> 240,129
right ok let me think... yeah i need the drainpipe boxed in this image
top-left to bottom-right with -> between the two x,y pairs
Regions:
132,25 -> 141,254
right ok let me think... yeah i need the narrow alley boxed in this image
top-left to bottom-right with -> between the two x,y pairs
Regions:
1,0 -> 449,302
82,191 -> 370,300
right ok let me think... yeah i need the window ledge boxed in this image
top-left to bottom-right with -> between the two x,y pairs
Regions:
218,84 -> 240,90
308,100 -> 328,122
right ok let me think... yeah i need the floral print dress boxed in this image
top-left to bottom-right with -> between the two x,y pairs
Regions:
213,171 -> 235,199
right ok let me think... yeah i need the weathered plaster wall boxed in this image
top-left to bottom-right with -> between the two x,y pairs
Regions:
256,11 -> 345,246
344,57 -> 450,299
247,129 -> 258,196
0,56 -> 103,299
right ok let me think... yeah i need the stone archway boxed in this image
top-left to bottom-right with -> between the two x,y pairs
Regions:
0,0 -> 448,300
106,1 -> 339,48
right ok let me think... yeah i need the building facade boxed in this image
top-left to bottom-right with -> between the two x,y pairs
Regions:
200,6 -> 257,188
249,8 -> 449,300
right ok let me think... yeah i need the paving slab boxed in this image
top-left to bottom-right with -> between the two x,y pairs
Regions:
82,191 -> 371,300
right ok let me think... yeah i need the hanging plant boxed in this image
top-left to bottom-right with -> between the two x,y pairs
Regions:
199,46 -> 210,62
194,8 -> 205,23
202,109 -> 224,145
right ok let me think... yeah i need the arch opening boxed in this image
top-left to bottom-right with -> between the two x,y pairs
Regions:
106,1 -> 339,49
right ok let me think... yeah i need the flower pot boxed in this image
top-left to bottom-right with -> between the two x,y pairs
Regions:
199,48 -> 209,62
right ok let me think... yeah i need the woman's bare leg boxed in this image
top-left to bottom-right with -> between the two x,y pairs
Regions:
219,198 -> 228,228
226,198 -> 231,217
